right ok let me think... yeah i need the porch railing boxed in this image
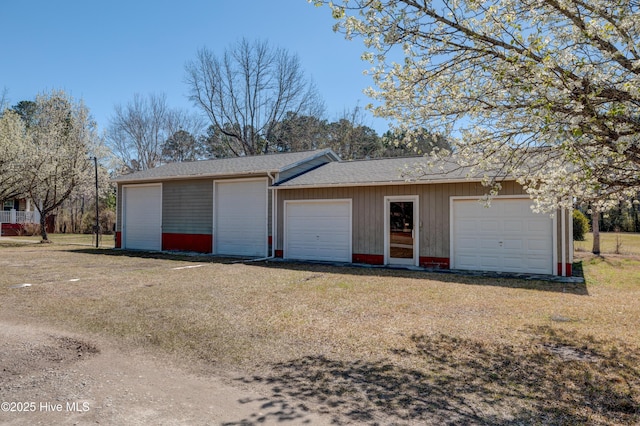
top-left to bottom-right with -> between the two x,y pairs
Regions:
0,209 -> 39,224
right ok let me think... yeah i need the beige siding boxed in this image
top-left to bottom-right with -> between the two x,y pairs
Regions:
277,182 -> 527,258
163,179 -> 213,234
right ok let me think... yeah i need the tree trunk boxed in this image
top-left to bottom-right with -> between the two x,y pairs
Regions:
39,211 -> 49,242
592,209 -> 601,255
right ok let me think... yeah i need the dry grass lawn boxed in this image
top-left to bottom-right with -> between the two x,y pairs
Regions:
0,241 -> 638,424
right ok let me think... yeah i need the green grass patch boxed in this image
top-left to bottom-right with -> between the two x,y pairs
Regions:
5,233 -> 115,248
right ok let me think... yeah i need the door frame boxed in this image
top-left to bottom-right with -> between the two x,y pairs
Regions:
384,195 -> 419,266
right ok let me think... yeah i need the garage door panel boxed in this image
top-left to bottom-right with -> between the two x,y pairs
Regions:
528,221 -> 549,232
456,220 -> 479,233
285,201 -> 351,263
528,239 -> 549,251
457,237 -> 478,250
452,199 -> 553,275
479,256 -> 501,269
504,221 -> 524,232
503,239 -> 523,250
480,221 -> 499,232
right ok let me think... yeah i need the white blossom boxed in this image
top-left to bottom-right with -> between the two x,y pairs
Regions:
318,0 -> 640,211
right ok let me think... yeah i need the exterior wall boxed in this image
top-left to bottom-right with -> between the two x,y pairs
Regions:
162,179 -> 213,234
116,177 -> 274,254
161,179 -> 214,253
276,181 -> 571,275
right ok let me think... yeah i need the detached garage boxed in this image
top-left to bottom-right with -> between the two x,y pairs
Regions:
273,156 -> 573,277
114,150 -> 572,277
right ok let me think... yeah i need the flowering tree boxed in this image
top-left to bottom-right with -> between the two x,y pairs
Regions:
0,110 -> 27,203
317,0 -> 640,216
22,91 -> 100,241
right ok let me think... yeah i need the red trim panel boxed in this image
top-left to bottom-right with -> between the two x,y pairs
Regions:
419,257 -> 450,269
352,254 -> 384,265
115,231 -> 122,248
162,233 -> 212,253
557,263 -> 573,277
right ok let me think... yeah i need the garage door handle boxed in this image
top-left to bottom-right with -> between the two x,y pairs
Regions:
499,241 -> 503,247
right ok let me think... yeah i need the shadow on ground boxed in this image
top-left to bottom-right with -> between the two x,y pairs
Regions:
69,247 -> 588,295
231,327 -> 639,425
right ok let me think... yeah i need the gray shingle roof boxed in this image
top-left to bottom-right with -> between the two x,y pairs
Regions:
113,149 -> 338,183
275,156 -> 485,187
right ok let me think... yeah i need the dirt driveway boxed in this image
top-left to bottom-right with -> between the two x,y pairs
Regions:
0,321 -> 331,425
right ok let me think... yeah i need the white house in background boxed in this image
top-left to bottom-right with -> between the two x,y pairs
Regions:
0,197 -> 40,236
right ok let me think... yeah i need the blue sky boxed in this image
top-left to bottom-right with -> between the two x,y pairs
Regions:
1,0 -> 390,135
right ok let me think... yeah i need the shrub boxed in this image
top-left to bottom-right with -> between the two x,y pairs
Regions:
573,210 -> 590,241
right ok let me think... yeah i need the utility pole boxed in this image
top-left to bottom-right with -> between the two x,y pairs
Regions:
94,157 -> 99,248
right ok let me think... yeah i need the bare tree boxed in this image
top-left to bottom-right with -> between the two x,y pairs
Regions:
185,38 -> 324,156
0,87 -> 9,111
108,93 -> 206,172
108,93 -> 168,172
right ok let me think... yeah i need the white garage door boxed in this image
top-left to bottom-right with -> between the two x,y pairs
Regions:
451,198 -> 554,275
285,200 -> 351,262
215,179 -> 267,257
123,184 -> 162,251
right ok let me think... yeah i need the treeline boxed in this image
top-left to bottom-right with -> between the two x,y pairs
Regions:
108,95 -> 450,175
573,200 -> 640,236
108,39 -> 450,174
577,200 -> 640,233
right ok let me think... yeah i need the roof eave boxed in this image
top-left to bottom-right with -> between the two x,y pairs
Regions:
272,176 -> 515,189
112,169 -> 278,184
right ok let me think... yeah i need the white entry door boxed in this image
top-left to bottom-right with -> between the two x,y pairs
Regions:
123,184 -> 162,251
214,179 -> 267,257
451,197 -> 554,274
284,200 -> 352,262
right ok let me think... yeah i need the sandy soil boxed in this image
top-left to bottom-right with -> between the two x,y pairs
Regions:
0,321 -> 332,425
